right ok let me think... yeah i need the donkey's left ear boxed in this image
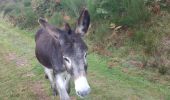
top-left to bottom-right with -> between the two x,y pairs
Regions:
75,8 -> 90,36
64,22 -> 72,35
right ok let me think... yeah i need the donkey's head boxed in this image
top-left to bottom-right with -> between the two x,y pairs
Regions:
38,8 -> 90,98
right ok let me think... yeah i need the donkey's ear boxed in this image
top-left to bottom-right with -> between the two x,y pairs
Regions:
38,18 -> 59,38
64,22 -> 72,35
75,8 -> 90,36
38,18 -> 48,28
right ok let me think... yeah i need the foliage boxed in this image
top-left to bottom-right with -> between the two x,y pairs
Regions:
0,0 -> 150,28
49,12 -> 63,26
60,0 -> 86,18
86,0 -> 97,20
31,0 -> 57,17
145,0 -> 170,12
0,0 -> 38,29
23,0 -> 31,7
59,0 -> 150,26
3,2 -> 19,17
17,7 -> 38,29
128,13 -> 170,74
92,0 -> 150,26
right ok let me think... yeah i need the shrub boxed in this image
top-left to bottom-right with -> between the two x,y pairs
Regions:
0,1 -> 6,12
23,0 -> 31,7
31,0 -> 48,17
60,0 -> 86,18
18,7 -> 38,29
93,0 -> 150,26
86,0 -> 97,20
119,0 -> 150,26
31,0 -> 57,17
3,2 -> 18,16
49,12 -> 63,26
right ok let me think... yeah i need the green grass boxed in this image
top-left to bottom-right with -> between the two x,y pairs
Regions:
0,19 -> 169,100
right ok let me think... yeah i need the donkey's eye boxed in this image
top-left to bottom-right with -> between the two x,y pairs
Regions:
84,53 -> 87,58
64,57 -> 71,64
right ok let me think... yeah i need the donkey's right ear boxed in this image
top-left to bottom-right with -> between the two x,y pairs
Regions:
75,8 -> 90,36
38,18 -> 59,38
38,18 -> 48,28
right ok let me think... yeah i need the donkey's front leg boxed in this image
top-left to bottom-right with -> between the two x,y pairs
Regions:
44,67 -> 57,96
55,73 -> 70,100
64,73 -> 71,94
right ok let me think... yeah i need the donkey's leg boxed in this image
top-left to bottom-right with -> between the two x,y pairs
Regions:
45,74 -> 48,79
55,73 -> 70,100
64,73 -> 71,94
44,67 -> 57,96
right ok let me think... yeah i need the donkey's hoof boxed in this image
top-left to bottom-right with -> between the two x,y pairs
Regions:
52,89 -> 58,96
53,92 -> 57,96
67,86 -> 71,94
45,74 -> 48,79
67,88 -> 71,94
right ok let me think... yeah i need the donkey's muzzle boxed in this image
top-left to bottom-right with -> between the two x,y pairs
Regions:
74,76 -> 91,98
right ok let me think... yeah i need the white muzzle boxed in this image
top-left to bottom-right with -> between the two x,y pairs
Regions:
74,76 -> 91,98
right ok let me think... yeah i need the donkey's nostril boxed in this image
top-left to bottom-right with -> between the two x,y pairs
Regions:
77,91 -> 80,95
77,91 -> 84,97
76,88 -> 91,97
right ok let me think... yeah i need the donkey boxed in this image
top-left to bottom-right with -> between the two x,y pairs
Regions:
35,8 -> 90,100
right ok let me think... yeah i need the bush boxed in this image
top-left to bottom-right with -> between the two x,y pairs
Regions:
18,7 -> 38,29
120,0 -> 149,26
31,0 -> 57,17
0,1 -> 6,12
92,0 -> 150,26
60,0 -> 86,18
58,0 -> 150,26
1,0 -> 150,29
23,0 -> 31,7
86,0 -> 97,20
49,12 -> 63,26
3,2 -> 18,16
31,0 -> 48,17
127,13 -> 170,75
